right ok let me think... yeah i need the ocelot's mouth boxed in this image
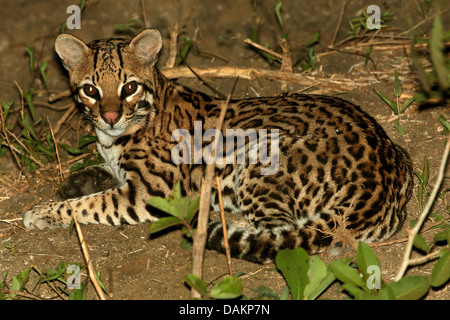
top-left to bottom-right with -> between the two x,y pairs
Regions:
100,125 -> 127,137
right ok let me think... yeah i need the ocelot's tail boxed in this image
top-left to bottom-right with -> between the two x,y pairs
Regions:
206,220 -> 332,264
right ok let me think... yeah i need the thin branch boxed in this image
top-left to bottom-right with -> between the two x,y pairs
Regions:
48,117 -> 64,183
165,24 -> 179,68
329,0 -> 347,48
279,38 -> 293,73
0,288 -> 43,300
395,139 -> 450,281
244,38 -> 283,60
71,210 -> 108,300
216,176 -> 233,276
191,79 -> 236,299
140,0 -> 150,28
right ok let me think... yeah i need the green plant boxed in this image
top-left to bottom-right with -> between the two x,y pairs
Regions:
415,155 -> 430,213
330,242 -> 431,300
275,247 -> 335,300
0,262 -> 94,300
60,134 -> 102,172
114,18 -> 144,33
184,274 -> 243,300
412,12 -> 450,102
347,10 -> 393,39
178,37 -> 194,65
148,181 -> 200,238
373,69 -> 417,136
0,99 -> 57,172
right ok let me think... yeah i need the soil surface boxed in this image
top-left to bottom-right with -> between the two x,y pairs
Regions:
0,0 -> 449,300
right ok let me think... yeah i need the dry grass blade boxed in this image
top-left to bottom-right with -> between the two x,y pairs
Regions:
48,117 -> 64,183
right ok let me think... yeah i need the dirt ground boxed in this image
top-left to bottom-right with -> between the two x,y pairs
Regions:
0,0 -> 449,300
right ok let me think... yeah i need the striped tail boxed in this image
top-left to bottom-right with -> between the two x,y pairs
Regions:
206,220 -> 332,264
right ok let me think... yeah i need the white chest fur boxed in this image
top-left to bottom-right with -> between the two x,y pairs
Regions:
96,129 -> 127,185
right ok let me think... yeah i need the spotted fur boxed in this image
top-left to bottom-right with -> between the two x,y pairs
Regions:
23,29 -> 413,264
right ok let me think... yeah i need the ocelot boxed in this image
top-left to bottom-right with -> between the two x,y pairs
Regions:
23,29 -> 413,264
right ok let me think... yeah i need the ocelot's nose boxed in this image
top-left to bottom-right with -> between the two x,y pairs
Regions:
101,111 -> 121,126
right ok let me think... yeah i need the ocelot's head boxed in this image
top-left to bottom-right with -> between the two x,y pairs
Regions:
55,29 -> 162,138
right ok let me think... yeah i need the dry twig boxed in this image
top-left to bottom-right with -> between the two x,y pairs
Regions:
279,38 -> 293,73
71,210 -> 108,300
216,176 -> 233,276
191,80 -> 235,299
395,139 -> 450,281
165,24 -> 179,68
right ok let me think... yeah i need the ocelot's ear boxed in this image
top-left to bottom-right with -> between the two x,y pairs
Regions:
55,34 -> 89,72
129,29 -> 162,66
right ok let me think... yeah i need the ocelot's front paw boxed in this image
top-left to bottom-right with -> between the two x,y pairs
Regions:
23,202 -> 71,230
59,166 -> 120,199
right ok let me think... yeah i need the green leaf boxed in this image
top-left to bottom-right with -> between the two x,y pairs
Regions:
210,276 -> 243,299
275,247 -> 310,300
388,275 -> 429,300
179,239 -> 193,250
341,283 -> 366,299
184,274 -> 208,297
329,260 -> 364,288
430,13 -> 449,90
1,100 -> 12,122
279,286 -> 290,300
70,162 -> 85,173
440,115 -> 450,135
178,37 -> 193,64
39,62 -> 49,89
431,249 -> 450,287
433,228 -> 450,244
304,32 -> 320,47
185,196 -> 200,224
149,216 -> 181,234
22,88 -> 36,121
78,135 -> 97,148
147,197 -> 177,217
173,181 -> 182,200
303,255 -> 335,300
25,46 -> 35,74
377,285 -> 396,300
393,69 -> 402,98
422,155 -> 429,186
19,113 -> 39,140
373,89 -> 398,114
356,242 -> 380,283
413,234 -> 429,253
68,282 -> 88,300
274,1 -> 284,28
60,143 -> 85,155
394,120 -> 405,136
400,94 -> 417,113
10,269 -> 31,298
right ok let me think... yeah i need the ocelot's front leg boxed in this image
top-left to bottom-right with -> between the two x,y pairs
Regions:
58,165 -> 121,199
23,172 -> 157,230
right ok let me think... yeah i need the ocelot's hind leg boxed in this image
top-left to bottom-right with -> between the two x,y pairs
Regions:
59,165 -> 121,199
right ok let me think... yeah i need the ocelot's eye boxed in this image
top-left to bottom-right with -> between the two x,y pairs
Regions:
83,84 -> 99,99
121,81 -> 138,98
